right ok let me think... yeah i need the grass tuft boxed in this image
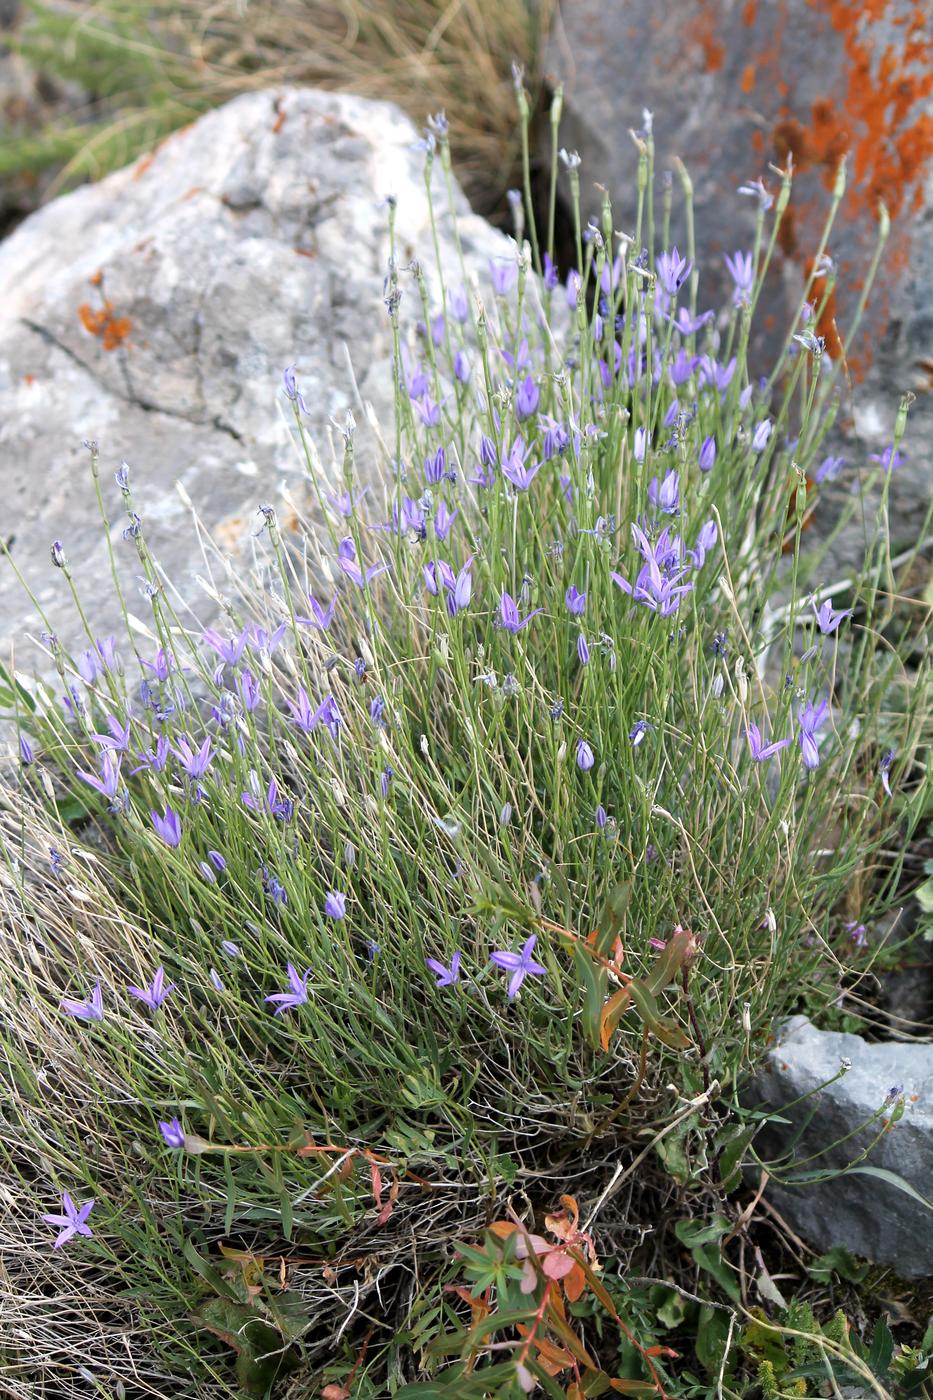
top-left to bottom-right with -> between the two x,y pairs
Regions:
1,90 -> 930,1398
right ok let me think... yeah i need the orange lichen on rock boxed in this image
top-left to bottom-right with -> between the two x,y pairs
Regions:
689,4 -> 726,71
133,152 -> 156,181
773,1 -> 932,220
78,298 -> 132,351
740,62 -> 756,93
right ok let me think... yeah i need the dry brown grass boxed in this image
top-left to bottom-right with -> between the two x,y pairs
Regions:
15,0 -> 556,214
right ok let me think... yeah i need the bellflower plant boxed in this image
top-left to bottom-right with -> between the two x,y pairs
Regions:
0,93 -> 926,1400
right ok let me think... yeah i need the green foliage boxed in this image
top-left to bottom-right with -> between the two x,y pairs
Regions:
0,79 -> 929,1399
5,0 -> 553,206
741,1303 -> 933,1399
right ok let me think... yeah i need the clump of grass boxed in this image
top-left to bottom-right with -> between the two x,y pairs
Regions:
5,0 -> 553,213
0,90 -> 929,1398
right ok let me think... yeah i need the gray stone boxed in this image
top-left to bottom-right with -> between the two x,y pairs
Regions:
0,87 -> 509,662
546,0 -> 933,561
746,1014 -> 933,1277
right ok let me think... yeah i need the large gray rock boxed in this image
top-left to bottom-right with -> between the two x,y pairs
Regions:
547,0 -> 933,561
0,87 -> 508,659
747,1015 -> 933,1277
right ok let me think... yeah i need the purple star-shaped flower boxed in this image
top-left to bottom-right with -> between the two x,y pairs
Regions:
201,626 -> 250,667
265,962 -> 310,1014
498,591 -> 542,634
879,749 -> 896,798
41,1191 -> 94,1248
746,724 -> 791,762
61,980 -> 104,1022
150,805 -> 182,847
501,436 -> 542,491
811,597 -> 853,635
90,714 -> 132,752
870,444 -> 905,474
490,935 -> 547,999
76,751 -> 122,801
426,951 -> 462,988
159,1117 -> 186,1149
798,697 -> 829,770
434,502 -> 458,541
128,966 -> 175,1011
515,376 -> 540,421
576,739 -> 595,771
173,736 -> 213,780
656,246 -> 692,298
724,250 -> 754,305
324,890 -> 347,920
337,537 -> 389,589
646,468 -> 680,513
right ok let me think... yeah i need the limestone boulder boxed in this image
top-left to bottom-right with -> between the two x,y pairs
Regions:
0,87 -> 508,658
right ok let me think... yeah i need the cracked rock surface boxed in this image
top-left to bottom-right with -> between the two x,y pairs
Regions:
0,86 -> 508,658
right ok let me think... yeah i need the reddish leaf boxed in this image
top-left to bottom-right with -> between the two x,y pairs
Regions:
370,1160 -> 383,1211
520,1258 -> 538,1295
562,1261 -> 586,1303
643,926 -> 698,997
516,1325 -> 574,1373
599,985 -> 633,1050
542,1250 -> 577,1281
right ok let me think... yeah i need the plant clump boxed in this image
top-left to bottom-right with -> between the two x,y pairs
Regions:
0,87 -> 929,1399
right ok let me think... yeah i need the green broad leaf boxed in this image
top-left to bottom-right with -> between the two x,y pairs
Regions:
397,1363 -> 520,1398
654,1121 -> 694,1185
717,1123 -> 758,1191
182,1237 -> 237,1298
741,1313 -> 788,1372
691,1242 -> 741,1304
842,1165 -> 933,1211
696,1304 -> 732,1374
464,1306 -> 544,1344
654,1287 -> 688,1330
595,881 -> 632,956
674,1216 -> 732,1249
278,1189 -> 293,1242
489,1153 -> 518,1186
580,1370 -> 614,1397
56,796 -> 95,825
194,1298 -> 299,1396
575,942 -> 608,1050
0,661 -> 37,712
223,1154 -> 236,1236
642,927 -> 694,997
527,1358 -> 571,1400
807,1246 -> 869,1284
915,877 -> 933,914
628,979 -> 691,1049
867,1316 -> 895,1376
